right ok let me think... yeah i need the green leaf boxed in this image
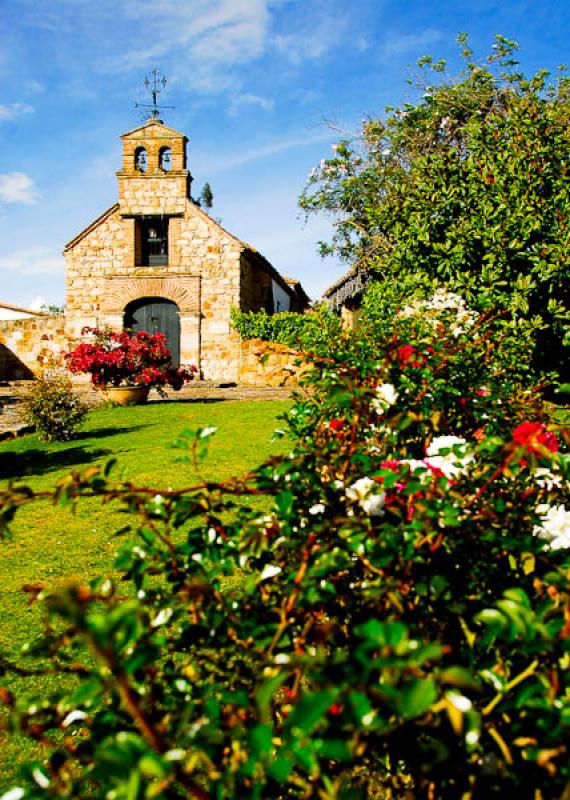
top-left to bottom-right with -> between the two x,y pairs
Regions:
394,679 -> 437,718
354,619 -> 407,646
268,755 -> 294,783
249,723 -> 274,760
316,738 -> 352,761
256,672 -> 288,721
285,690 -> 339,736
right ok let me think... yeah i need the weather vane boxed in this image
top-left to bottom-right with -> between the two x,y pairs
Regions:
135,69 -> 174,119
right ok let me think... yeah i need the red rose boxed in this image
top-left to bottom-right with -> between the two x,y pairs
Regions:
397,344 -> 425,368
328,418 -> 345,432
512,420 -> 558,464
397,344 -> 416,365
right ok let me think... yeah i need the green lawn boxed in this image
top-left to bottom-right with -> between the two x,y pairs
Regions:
0,398 -> 291,790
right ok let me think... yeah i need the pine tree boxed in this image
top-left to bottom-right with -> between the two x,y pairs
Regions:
200,182 -> 214,211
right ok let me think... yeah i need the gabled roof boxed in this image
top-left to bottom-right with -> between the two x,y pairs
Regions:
121,118 -> 187,141
183,204 -> 307,303
64,204 -> 120,253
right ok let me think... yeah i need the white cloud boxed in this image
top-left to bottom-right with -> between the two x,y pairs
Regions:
0,103 -> 34,122
0,246 -> 64,275
24,80 -> 45,94
0,173 -> 40,205
381,29 -> 443,57
110,0 -> 274,88
273,11 -> 345,65
229,93 -> 275,115
24,0 -> 347,96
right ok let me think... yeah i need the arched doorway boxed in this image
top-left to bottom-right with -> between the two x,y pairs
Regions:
124,297 -> 180,366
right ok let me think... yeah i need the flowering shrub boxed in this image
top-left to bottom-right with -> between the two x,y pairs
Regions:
21,372 -> 88,441
65,327 -> 196,394
1,302 -> 569,798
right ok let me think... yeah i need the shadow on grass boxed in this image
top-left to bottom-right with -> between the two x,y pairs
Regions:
75,425 -> 147,441
150,397 -> 229,406
0,447 -> 112,480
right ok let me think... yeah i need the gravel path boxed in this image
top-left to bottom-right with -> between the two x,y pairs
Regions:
0,382 -> 295,440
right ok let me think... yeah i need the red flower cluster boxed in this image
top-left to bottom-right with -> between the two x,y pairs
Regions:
396,344 -> 437,369
65,327 -> 197,393
377,459 -> 427,520
512,420 -> 559,464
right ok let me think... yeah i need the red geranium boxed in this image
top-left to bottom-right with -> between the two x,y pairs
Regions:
65,327 -> 197,394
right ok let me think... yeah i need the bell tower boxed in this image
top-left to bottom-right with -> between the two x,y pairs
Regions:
116,117 -> 192,216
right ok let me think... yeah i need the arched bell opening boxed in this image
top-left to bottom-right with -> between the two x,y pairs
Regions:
124,296 -> 180,366
134,146 -> 147,172
159,146 -> 172,171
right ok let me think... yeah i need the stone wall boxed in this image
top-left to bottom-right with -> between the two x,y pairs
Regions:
178,207 -> 242,382
117,174 -> 189,216
0,318 -> 307,389
238,338 -> 307,387
0,316 -> 71,380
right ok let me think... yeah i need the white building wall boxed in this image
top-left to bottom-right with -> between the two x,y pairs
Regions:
272,280 -> 291,312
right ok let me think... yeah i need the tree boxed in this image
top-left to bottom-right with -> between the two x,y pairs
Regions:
300,35 -> 570,380
200,181 -> 214,211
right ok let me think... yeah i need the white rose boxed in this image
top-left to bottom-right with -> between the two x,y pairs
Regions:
371,383 -> 398,415
346,477 -> 386,517
534,504 -> 570,550
346,477 -> 376,502
259,564 -> 282,581
361,492 -> 386,517
426,436 -> 474,479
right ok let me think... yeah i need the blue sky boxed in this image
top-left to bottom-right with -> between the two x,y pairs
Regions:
0,0 -> 568,307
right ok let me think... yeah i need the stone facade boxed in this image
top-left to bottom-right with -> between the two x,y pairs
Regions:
0,315 -> 71,380
238,338 -> 307,387
64,117 -> 305,382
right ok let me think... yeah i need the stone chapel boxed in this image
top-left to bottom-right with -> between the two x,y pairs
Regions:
63,117 -> 307,382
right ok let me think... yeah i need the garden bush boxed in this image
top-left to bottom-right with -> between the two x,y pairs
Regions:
1,294 -> 569,799
231,306 -> 341,351
20,372 -> 88,442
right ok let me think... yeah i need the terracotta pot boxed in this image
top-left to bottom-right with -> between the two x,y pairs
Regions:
103,386 -> 150,406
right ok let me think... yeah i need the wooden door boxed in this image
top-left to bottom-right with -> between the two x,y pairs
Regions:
124,297 -> 180,366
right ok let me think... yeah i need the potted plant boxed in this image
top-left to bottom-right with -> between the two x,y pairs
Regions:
65,327 -> 196,404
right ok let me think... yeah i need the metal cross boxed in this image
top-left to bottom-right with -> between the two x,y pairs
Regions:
135,70 -> 174,119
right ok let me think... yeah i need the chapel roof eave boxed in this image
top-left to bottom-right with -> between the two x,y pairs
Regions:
63,196 -> 307,307
188,200 -> 308,304
63,204 -> 120,253
322,265 -> 371,309
0,302 -> 49,317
